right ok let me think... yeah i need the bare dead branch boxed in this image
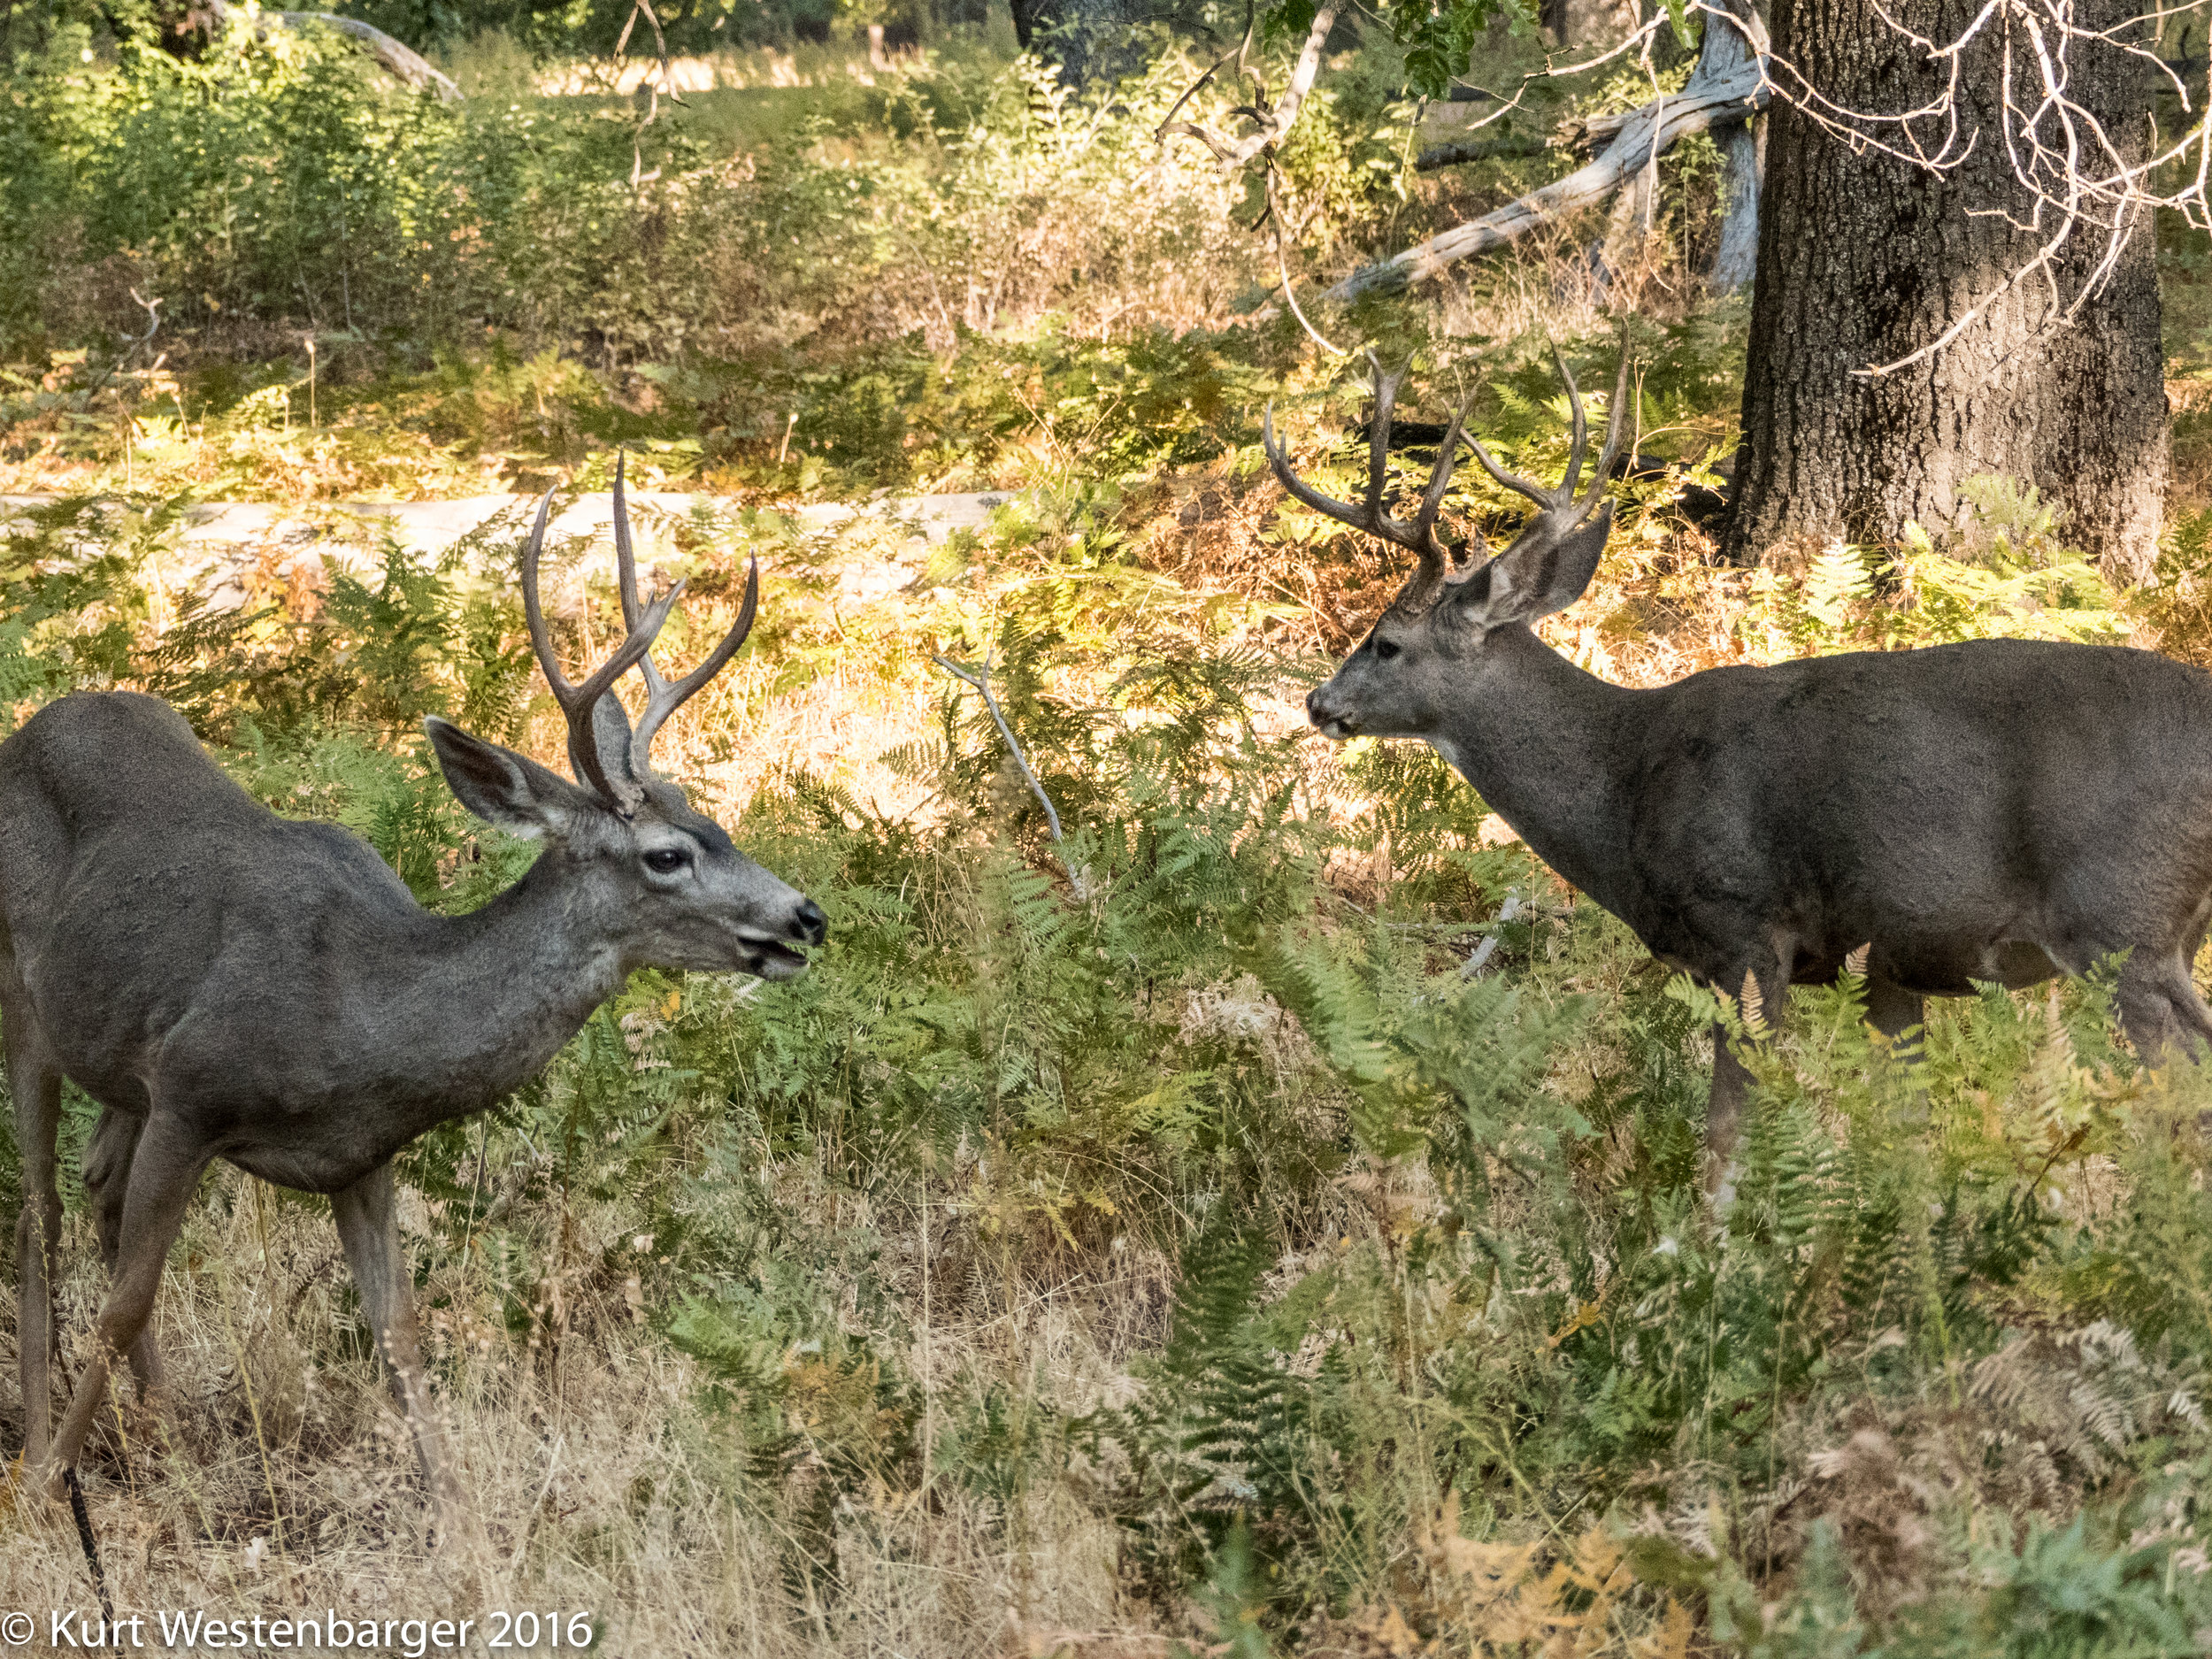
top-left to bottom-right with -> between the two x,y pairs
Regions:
933,651 -> 1087,897
1326,52 -> 1770,302
1161,4 -> 1339,169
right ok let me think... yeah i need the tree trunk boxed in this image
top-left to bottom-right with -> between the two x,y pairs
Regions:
1009,0 -> 1123,83
1726,0 -> 2166,579
1702,0 -> 1762,292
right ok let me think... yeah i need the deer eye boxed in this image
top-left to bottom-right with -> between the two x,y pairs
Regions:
1373,638 -> 1402,662
643,846 -> 692,875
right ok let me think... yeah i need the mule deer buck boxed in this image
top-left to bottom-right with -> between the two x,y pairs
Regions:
4,466 -> 825,1520
1271,350 -> 2212,1196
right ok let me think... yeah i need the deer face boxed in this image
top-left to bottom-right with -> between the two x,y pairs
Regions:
615,778 -> 825,978
1306,502 -> 1615,741
1267,346 -> 1627,747
426,717 -> 826,981
429,461 -> 828,984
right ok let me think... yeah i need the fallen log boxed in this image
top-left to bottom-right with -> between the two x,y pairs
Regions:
1326,55 -> 1768,302
206,0 -> 461,103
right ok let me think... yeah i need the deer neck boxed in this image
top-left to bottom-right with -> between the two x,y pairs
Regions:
385,848 -> 630,1117
1424,623 -> 1640,913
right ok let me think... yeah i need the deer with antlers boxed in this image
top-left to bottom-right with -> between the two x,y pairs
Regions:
1272,349 -> 2212,1199
4,465 -> 824,1519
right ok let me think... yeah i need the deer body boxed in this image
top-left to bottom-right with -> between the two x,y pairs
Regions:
1272,348 -> 2212,1194
3,696 -> 624,1187
1428,627 -> 2212,1003
7,471 -> 824,1523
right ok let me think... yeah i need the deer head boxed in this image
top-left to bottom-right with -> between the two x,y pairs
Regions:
1271,346 -> 1629,741
425,459 -> 826,979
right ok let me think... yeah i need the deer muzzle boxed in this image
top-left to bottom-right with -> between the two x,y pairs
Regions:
735,897 -> 827,980
1306,685 -> 1358,741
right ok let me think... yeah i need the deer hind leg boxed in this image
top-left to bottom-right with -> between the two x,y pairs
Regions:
45,1110 -> 208,1495
8,1001 -> 64,1466
1706,1031 -> 1752,1204
330,1163 -> 460,1525
83,1108 -> 168,1404
2116,949 -> 2212,1064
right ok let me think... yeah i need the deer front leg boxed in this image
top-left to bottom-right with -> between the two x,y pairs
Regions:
84,1107 -> 169,1405
1863,975 -> 1924,1048
1705,1028 -> 1751,1206
44,1110 -> 209,1497
331,1164 -> 461,1526
8,1002 -> 64,1468
1704,952 -> 1788,1208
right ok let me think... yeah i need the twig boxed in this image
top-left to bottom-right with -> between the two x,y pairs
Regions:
1264,170 -> 1348,357
79,289 -> 163,401
933,651 -> 1087,897
616,0 -> 681,188
65,1470 -> 114,1629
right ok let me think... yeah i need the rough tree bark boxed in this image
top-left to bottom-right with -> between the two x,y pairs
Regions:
1009,0 -> 1126,83
1726,0 -> 2167,578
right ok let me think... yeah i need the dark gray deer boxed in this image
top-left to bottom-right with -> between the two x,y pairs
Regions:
4,469 -> 825,1517
1271,350 -> 2212,1195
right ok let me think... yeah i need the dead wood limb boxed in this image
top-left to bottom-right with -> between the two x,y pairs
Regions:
1325,55 -> 1769,302
1159,4 -> 1337,170
207,0 -> 461,103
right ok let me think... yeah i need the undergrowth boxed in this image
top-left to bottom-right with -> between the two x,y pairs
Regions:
7,394 -> 2212,1653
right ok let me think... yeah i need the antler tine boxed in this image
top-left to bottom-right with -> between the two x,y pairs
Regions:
610,451 -> 764,776
1364,350 -> 1402,527
1581,342 -> 1634,513
520,488 -> 575,702
1263,403 -> 1379,535
518,482 -> 681,803
1552,344 -> 1591,502
1265,365 -> 1472,597
611,452 -> 675,705
1409,398 -> 1471,554
1461,427 -> 1556,512
628,557 -> 760,771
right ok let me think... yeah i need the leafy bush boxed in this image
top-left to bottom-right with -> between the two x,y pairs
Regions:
0,19 -> 1379,363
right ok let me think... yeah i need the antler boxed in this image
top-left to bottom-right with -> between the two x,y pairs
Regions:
1262,351 -> 1471,610
518,484 -> 682,806
611,453 -> 759,778
1462,340 -> 1633,535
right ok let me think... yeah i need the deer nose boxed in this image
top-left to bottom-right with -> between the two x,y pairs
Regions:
793,898 -> 828,946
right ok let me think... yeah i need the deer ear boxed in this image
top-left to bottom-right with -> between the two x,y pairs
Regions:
425,717 -> 595,840
1448,501 -> 1613,629
589,691 -> 642,794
